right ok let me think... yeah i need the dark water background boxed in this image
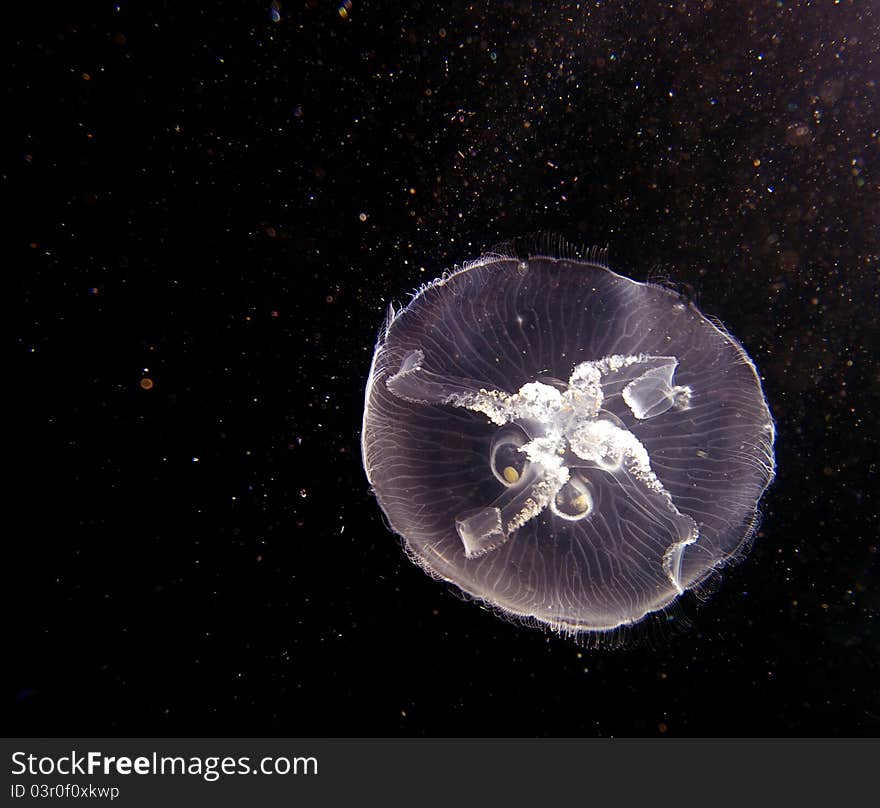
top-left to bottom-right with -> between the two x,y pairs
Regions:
10,0 -> 878,735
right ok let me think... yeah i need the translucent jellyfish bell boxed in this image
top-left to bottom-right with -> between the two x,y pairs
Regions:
361,248 -> 776,637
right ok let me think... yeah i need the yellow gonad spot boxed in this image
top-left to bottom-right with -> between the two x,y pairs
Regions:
573,494 -> 590,513
503,466 -> 520,484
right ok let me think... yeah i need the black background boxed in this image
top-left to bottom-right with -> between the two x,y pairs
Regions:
10,0 -> 878,736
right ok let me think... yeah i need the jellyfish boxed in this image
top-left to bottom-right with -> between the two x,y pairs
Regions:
360,248 -> 776,636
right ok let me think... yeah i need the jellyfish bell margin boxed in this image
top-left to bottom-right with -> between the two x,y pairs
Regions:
361,248 -> 776,640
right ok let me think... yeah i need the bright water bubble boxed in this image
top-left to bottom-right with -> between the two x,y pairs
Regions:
361,248 -> 776,637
